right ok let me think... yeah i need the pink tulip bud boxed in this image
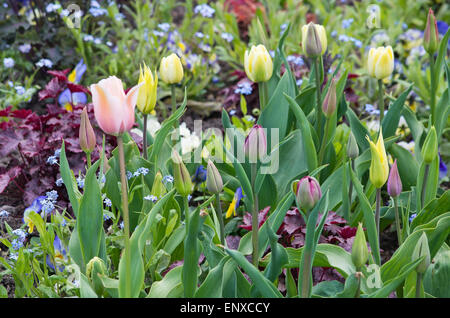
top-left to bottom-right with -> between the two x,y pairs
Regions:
322,79 -> 337,118
387,159 -> 402,197
293,176 -> 322,211
90,76 -> 142,136
244,124 -> 267,163
79,107 -> 96,153
424,8 -> 439,54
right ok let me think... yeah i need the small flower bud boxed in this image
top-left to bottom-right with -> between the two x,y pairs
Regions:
347,131 -> 359,159
244,124 -> 267,163
206,160 -> 223,194
366,129 -> 389,188
322,79 -> 337,118
351,223 -> 369,269
424,8 -> 439,55
172,149 -> 192,196
86,257 -> 107,296
137,63 -> 158,115
303,22 -> 322,58
79,107 -> 96,153
151,171 -> 167,199
293,176 -> 322,211
421,126 -> 437,164
301,22 -> 327,58
387,159 -> 402,197
412,233 -> 431,274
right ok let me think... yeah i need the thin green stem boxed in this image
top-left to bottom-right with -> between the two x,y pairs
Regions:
317,116 -> 331,179
171,84 -> 177,116
258,82 -> 269,110
86,152 -> 91,169
415,273 -> 423,298
117,135 -> 132,298
251,163 -> 259,266
378,79 -> 385,125
421,164 -> 430,210
184,195 -> 190,231
375,187 -> 381,247
348,159 -> 354,211
215,193 -> 225,246
429,53 -> 436,125
355,271 -> 361,298
313,58 -> 323,140
142,113 -> 148,160
393,197 -> 402,246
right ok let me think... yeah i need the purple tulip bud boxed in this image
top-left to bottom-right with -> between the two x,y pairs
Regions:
244,124 -> 267,163
387,159 -> 402,197
293,176 -> 322,211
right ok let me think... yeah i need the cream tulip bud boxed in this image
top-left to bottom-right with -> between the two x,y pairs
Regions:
159,53 -> 184,84
301,22 -> 327,57
367,46 -> 394,80
244,44 -> 273,83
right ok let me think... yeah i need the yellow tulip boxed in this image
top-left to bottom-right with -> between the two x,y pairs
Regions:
366,129 -> 389,188
301,23 -> 327,56
244,44 -> 273,83
137,63 -> 158,114
159,53 -> 184,84
367,46 -> 394,80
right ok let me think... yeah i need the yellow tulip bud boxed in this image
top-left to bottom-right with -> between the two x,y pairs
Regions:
244,44 -> 273,83
367,46 -> 394,80
159,53 -> 184,84
301,22 -> 327,57
366,129 -> 389,188
137,63 -> 158,114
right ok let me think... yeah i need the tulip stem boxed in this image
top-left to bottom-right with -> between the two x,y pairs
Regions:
429,53 -> 436,125
117,135 -> 132,298
317,116 -> 331,179
142,114 -> 148,160
313,58 -> 323,140
421,164 -> 430,210
355,272 -> 361,298
258,82 -> 269,110
378,79 -> 385,125
348,159 -> 354,212
171,85 -> 177,116
375,187 -> 381,247
184,196 -> 190,231
251,163 -> 259,266
415,273 -> 423,298
86,152 -> 91,169
215,193 -> 225,246
393,197 -> 402,246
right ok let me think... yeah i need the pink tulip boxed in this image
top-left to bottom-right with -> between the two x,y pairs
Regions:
90,76 -> 141,136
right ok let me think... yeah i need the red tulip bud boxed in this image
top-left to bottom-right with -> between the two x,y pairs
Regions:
424,8 -> 439,54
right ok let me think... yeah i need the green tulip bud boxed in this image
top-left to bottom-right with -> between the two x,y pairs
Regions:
151,171 -> 167,199
206,160 -> 223,194
423,8 -> 439,55
347,131 -> 359,159
172,149 -> 192,196
412,233 -> 431,274
351,223 -> 369,269
86,257 -> 107,296
421,126 -> 437,164
322,79 -> 337,118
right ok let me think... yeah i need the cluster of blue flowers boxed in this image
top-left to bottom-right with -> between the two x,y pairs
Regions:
126,167 -> 150,180
144,195 -> 158,203
36,58 -> 53,68
9,229 -> 27,260
47,149 -> 61,166
234,82 -> 253,95
194,4 -> 215,18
